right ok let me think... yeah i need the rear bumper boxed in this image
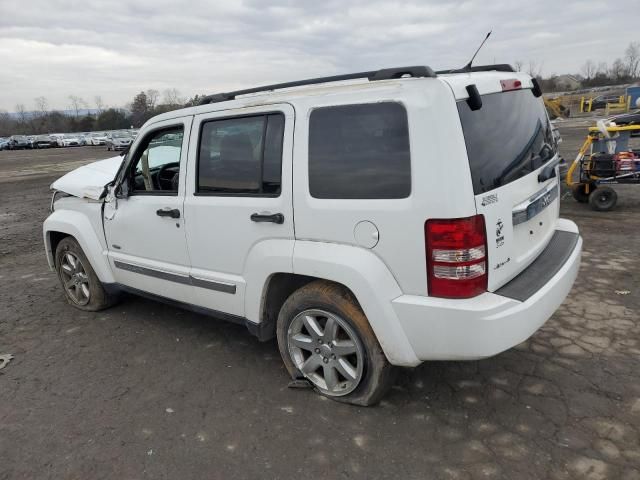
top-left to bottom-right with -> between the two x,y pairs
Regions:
391,219 -> 581,362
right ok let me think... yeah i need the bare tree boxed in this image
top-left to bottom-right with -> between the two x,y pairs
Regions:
146,89 -> 159,109
513,60 -> 523,72
596,62 -> 608,75
0,110 -> 12,136
68,95 -> 87,117
625,41 -> 640,78
581,60 -> 596,80
94,95 -> 104,114
527,60 -> 543,78
15,104 -> 27,124
162,88 -> 183,106
33,96 -> 48,117
610,58 -> 627,80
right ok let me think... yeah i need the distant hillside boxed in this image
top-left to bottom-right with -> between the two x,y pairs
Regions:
5,108 -> 124,118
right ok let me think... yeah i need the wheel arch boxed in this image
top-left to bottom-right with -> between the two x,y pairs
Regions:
44,210 -> 115,283
251,241 -> 420,366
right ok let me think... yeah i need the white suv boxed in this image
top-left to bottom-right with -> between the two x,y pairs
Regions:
44,65 -> 582,405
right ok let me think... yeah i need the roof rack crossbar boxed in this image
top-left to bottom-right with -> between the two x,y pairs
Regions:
199,65 -> 436,105
436,63 -> 515,74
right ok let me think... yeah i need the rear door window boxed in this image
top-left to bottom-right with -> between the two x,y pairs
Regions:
308,102 -> 411,199
457,89 -> 556,194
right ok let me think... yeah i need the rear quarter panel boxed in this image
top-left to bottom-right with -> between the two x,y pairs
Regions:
291,79 -> 477,296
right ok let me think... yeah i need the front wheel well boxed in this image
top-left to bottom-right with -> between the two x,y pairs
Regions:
259,274 -> 361,342
48,231 -> 71,266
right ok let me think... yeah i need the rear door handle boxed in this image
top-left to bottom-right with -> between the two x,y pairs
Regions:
250,212 -> 284,224
156,208 -> 180,219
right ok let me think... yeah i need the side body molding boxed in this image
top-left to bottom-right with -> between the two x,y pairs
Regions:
292,241 -> 420,367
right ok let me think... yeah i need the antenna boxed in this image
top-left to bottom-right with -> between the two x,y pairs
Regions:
462,31 -> 492,71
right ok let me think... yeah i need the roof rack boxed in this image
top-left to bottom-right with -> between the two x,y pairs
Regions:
436,64 -> 515,74
199,66 -> 436,105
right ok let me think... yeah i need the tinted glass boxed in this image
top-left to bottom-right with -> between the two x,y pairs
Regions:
131,127 -> 183,193
457,89 -> 556,194
262,115 -> 285,194
308,102 -> 411,199
197,114 -> 284,195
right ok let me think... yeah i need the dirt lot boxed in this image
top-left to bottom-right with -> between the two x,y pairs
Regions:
0,137 -> 639,480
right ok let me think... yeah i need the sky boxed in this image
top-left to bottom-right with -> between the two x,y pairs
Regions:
0,0 -> 638,111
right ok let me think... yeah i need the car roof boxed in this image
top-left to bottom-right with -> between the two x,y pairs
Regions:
146,67 -> 533,127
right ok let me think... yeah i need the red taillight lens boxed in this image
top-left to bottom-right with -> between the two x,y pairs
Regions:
500,79 -> 522,91
425,215 -> 488,299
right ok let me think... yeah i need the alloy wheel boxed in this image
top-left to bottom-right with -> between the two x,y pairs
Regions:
60,252 -> 91,306
287,309 -> 364,396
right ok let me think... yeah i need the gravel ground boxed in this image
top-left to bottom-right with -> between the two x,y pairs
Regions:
0,137 -> 639,480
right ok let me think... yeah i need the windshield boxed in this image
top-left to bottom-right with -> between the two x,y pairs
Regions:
113,132 -> 130,138
457,89 -> 556,194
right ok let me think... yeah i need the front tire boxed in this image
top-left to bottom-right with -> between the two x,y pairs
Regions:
277,281 -> 395,406
55,237 -> 116,311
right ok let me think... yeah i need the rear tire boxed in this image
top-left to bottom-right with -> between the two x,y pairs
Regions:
276,280 -> 395,406
55,237 -> 117,311
589,186 -> 617,211
571,183 -> 596,203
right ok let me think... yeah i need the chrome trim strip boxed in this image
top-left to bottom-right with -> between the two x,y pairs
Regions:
113,261 -> 237,294
512,182 -> 558,226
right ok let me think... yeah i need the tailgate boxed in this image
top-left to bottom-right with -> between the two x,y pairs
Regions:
456,86 -> 560,291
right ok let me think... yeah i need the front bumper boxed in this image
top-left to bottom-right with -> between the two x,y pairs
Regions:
392,219 -> 581,362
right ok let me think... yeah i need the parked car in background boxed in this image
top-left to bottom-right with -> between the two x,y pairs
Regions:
608,110 -> 640,136
87,132 -> 108,145
30,135 -> 56,148
106,131 -> 133,151
8,135 -> 29,149
49,134 -> 64,147
0,137 -> 9,150
590,94 -> 622,110
60,134 -> 82,147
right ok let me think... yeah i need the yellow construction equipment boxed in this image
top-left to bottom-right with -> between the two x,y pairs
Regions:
566,123 -> 640,211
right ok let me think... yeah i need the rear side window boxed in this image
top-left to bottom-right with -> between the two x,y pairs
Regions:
457,89 -> 556,194
308,102 -> 411,199
197,113 -> 284,195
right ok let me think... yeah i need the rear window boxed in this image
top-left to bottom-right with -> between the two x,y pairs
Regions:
457,89 -> 556,194
308,102 -> 411,199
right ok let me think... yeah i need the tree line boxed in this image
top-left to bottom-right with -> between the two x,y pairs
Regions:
0,88 -> 202,137
516,42 -> 640,92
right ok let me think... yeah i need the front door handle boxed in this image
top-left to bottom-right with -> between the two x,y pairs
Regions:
250,212 -> 284,224
156,208 -> 180,219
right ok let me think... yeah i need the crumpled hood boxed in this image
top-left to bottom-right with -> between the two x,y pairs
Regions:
51,155 -> 123,200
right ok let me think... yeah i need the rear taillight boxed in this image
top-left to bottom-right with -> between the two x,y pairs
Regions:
425,215 -> 488,299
